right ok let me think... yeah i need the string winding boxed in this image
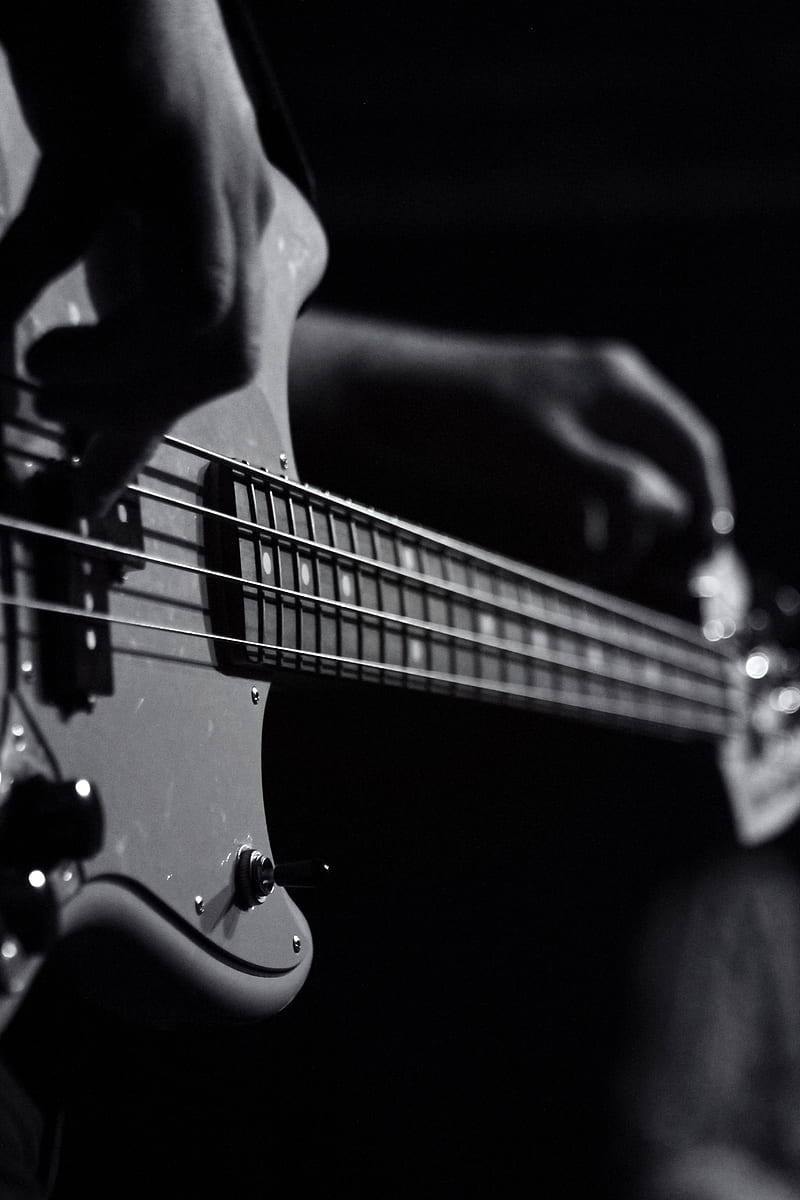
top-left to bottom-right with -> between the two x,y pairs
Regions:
0,393 -> 740,733
0,590 -> 734,738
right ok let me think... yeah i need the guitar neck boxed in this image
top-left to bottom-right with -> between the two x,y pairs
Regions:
202,451 -> 740,743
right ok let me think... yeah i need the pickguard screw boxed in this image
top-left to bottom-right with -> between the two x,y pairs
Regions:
20,661 -> 33,682
292,935 -> 302,954
279,453 -> 288,469
194,896 -> 205,915
251,687 -> 260,705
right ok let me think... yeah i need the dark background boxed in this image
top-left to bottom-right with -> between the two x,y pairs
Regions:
267,0 -> 800,589
39,5 -> 800,1196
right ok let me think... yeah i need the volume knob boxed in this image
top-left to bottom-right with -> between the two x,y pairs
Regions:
0,775 -> 104,869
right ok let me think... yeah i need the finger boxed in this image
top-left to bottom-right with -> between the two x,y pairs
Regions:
29,206 -> 266,510
553,413 -> 693,580
0,156 -> 101,331
28,307 -> 208,425
29,289 -> 258,437
26,177 -> 263,408
139,148 -> 238,335
67,428 -> 162,518
594,345 -> 733,539
555,411 -> 692,527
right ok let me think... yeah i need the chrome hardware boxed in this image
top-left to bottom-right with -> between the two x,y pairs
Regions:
251,688 -> 260,706
234,845 -> 329,911
711,507 -> 735,536
292,936 -> 302,954
279,453 -> 288,469
194,896 -> 205,915
234,846 -> 272,910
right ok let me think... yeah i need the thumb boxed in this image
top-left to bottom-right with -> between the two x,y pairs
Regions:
0,155 -> 100,332
66,428 -> 161,519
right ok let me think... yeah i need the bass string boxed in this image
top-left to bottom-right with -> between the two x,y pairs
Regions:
0,377 -> 729,676
0,387 -> 718,657
0,510 -> 737,708
130,479 -> 722,677
0,589 -> 735,739
162,431 -> 720,656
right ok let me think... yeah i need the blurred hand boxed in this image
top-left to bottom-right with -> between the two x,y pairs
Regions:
290,315 -> 735,588
488,336 -> 734,576
0,0 -> 272,514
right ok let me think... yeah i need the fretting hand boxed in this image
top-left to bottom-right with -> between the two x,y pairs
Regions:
289,313 -> 735,588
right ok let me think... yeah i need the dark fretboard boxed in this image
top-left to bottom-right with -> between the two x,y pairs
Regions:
201,456 -> 741,742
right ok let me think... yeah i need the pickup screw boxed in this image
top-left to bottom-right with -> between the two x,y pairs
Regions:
194,896 -> 205,915
251,687 -> 260,705
20,661 -> 33,682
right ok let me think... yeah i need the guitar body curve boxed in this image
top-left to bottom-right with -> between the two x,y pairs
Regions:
0,54 -> 328,1031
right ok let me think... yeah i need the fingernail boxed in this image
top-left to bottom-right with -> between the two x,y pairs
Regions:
637,471 -> 690,525
711,508 -> 735,537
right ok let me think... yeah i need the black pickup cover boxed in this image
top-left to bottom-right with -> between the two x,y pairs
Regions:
30,464 -> 144,711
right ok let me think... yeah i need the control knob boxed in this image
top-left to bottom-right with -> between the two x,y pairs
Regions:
0,775 -> 104,870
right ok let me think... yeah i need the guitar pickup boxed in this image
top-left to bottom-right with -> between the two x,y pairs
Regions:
203,459 -> 255,675
26,463 -> 144,713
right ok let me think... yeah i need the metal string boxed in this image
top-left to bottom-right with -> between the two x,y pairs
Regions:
0,392 -> 725,660
0,386 -> 736,718
0,509 -> 738,713
161,432 -> 721,655
129,479 -> 723,678
0,589 -> 735,739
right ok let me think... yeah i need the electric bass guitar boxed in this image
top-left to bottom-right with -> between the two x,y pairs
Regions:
0,53 -> 797,1037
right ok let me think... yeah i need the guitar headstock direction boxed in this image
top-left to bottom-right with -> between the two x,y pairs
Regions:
702,557 -> 800,846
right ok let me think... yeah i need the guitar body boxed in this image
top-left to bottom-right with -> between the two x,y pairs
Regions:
0,40 -> 797,1052
0,56 -> 328,1031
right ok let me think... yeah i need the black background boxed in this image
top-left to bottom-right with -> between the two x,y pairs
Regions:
38,5 -> 800,1197
267,1 -> 800,588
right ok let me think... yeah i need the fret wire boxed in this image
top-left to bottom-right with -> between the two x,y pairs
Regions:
326,504 -> 343,671
263,481 -> 284,670
396,533 -> 411,675
418,538 -> 433,678
285,491 -> 303,665
498,579 -> 510,689
305,499 -> 323,666
465,556 -> 482,684
159,437 -> 719,655
369,524 -> 387,676
2,414 -> 732,681
443,553 -> 458,682
0,511 -> 737,709
346,510 -> 364,683
245,474 -> 265,654
130,482 -> 725,679
0,401 -> 718,664
419,544 -> 433,674
0,589 -> 735,739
